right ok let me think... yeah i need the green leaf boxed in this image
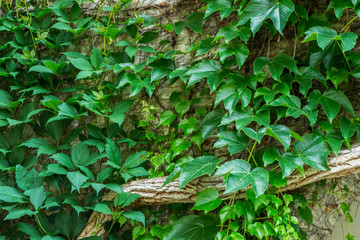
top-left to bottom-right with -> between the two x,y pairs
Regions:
298,206 -> 313,225
216,25 -> 240,44
158,111 -> 176,127
340,118 -> 357,140
5,206 -> 35,220
0,186 -> 27,203
21,138 -> 57,156
94,203 -> 113,214
186,60 -> 223,93
171,138 -> 191,157
179,156 -> 221,189
90,47 -> 102,69
179,117 -> 197,136
123,151 -> 148,169
218,44 -> 249,69
340,32 -> 358,52
254,54 -> 299,81
174,100 -> 191,117
67,171 -> 89,192
123,211 -> 145,226
328,0 -> 353,19
105,139 -> 121,166
219,205 -> 237,224
69,58 -> 94,71
238,0 -> 295,34
199,108 -> 224,140
125,46 -> 137,58
294,67 -> 326,96
308,89 -> 354,123
51,153 -> 74,169
185,12 -> 205,33
294,134 -> 331,171
29,65 -> 55,74
205,0 -> 232,18
192,188 -> 222,214
260,125 -> 292,150
302,26 -> 339,50
220,109 -> 270,130
214,131 -> 249,155
24,186 -> 47,210
215,159 -> 269,197
0,89 -> 13,111
166,215 -> 219,240
17,222 -> 42,238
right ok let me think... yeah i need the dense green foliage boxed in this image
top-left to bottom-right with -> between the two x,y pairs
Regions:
0,0 -> 359,239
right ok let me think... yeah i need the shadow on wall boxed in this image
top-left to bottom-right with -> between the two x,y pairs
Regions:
329,203 -> 360,240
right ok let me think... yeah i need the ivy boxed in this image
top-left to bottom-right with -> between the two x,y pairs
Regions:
0,0 -> 358,239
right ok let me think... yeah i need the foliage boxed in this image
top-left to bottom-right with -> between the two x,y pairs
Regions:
0,0 -> 359,239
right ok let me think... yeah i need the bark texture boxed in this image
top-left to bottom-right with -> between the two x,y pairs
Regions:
78,145 -> 360,239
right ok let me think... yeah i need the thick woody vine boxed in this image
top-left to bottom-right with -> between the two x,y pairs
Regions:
0,0 -> 360,239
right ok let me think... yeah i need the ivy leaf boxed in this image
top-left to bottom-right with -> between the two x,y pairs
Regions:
260,125 -> 292,150
216,25 -> 240,44
218,43 -> 249,69
186,60 -> 223,93
123,211 -> 145,226
199,108 -> 224,140
214,84 -> 241,114
294,134 -> 331,171
298,206 -> 313,225
5,206 -> 35,220
192,188 -> 222,214
302,26 -> 338,50
90,47 -> 102,69
21,138 -> 57,156
171,138 -> 191,157
308,89 -> 354,123
166,215 -> 219,240
340,118 -> 357,140
214,131 -> 250,155
328,0 -> 354,19
23,186 -> 47,210
238,0 -> 295,35
67,171 -> 89,192
69,58 -> 93,71
340,32 -> 358,52
294,67 -> 326,96
220,109 -> 270,130
105,139 -> 122,166
179,117 -> 197,136
215,159 -> 268,197
254,54 -> 299,81
205,0 -> 232,18
219,205 -> 237,224
118,73 -> 155,97
158,111 -> 176,127
263,148 -> 302,177
0,186 -> 28,203
185,12 -> 205,33
179,156 -> 221,189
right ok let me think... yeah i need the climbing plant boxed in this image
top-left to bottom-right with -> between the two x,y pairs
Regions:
0,0 -> 359,239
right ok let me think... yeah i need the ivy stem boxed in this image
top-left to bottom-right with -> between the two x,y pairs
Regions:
247,141 -> 257,166
35,214 -> 48,235
341,16 -> 358,32
335,40 -> 351,70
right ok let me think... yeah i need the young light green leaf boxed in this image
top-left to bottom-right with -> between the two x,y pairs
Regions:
158,110 -> 176,127
179,117 -> 197,136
